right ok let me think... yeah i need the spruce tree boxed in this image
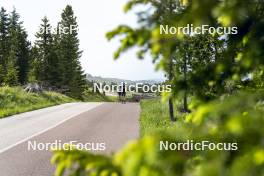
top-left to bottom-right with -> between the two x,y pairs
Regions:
58,5 -> 85,98
52,23 -> 64,87
5,49 -> 18,86
0,7 -> 9,84
35,16 -> 59,87
7,8 -> 30,85
28,46 -> 40,82
16,26 -> 30,84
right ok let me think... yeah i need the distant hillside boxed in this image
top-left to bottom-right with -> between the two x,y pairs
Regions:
86,74 -> 164,85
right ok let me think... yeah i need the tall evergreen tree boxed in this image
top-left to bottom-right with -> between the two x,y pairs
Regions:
58,5 -> 85,98
34,16 -> 59,87
52,22 -> 64,87
16,26 -> 30,84
28,46 -> 40,82
7,9 -> 30,85
0,7 -> 9,84
5,48 -> 18,86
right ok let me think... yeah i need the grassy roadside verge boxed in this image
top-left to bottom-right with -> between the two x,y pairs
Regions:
139,98 -> 185,136
82,91 -> 117,102
0,86 -> 76,119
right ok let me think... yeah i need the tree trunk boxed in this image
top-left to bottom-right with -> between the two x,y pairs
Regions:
167,0 -> 176,122
168,55 -> 176,121
183,89 -> 188,112
183,51 -> 188,112
169,98 -> 176,122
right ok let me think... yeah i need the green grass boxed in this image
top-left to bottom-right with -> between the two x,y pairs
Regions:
0,86 -> 76,118
82,91 -> 117,102
139,98 -> 186,136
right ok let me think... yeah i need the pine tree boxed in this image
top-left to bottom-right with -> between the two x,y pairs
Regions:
7,8 -> 30,85
58,5 -> 85,98
5,48 -> 18,86
0,7 -> 9,84
34,16 -> 60,87
28,46 -> 40,82
0,64 -> 4,85
16,26 -> 30,84
52,23 -> 64,87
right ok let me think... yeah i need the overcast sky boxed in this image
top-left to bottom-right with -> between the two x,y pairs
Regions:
0,0 -> 164,81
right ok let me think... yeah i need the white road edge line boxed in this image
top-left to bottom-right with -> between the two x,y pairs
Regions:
0,103 -> 104,154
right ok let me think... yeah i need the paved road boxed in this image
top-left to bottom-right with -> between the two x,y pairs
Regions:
0,103 -> 140,176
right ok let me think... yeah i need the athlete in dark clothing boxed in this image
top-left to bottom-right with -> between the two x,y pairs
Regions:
122,82 -> 126,103
120,82 -> 126,103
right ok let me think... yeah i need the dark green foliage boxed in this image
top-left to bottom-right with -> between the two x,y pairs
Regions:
0,8 -> 30,85
4,59 -> 18,86
34,16 -> 60,87
16,26 -> 30,84
8,9 -> 30,85
56,5 -> 86,98
0,5 -> 86,98
31,6 -> 86,98
0,7 -> 9,81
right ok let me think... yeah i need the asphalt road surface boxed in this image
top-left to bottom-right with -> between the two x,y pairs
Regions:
0,102 -> 140,176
